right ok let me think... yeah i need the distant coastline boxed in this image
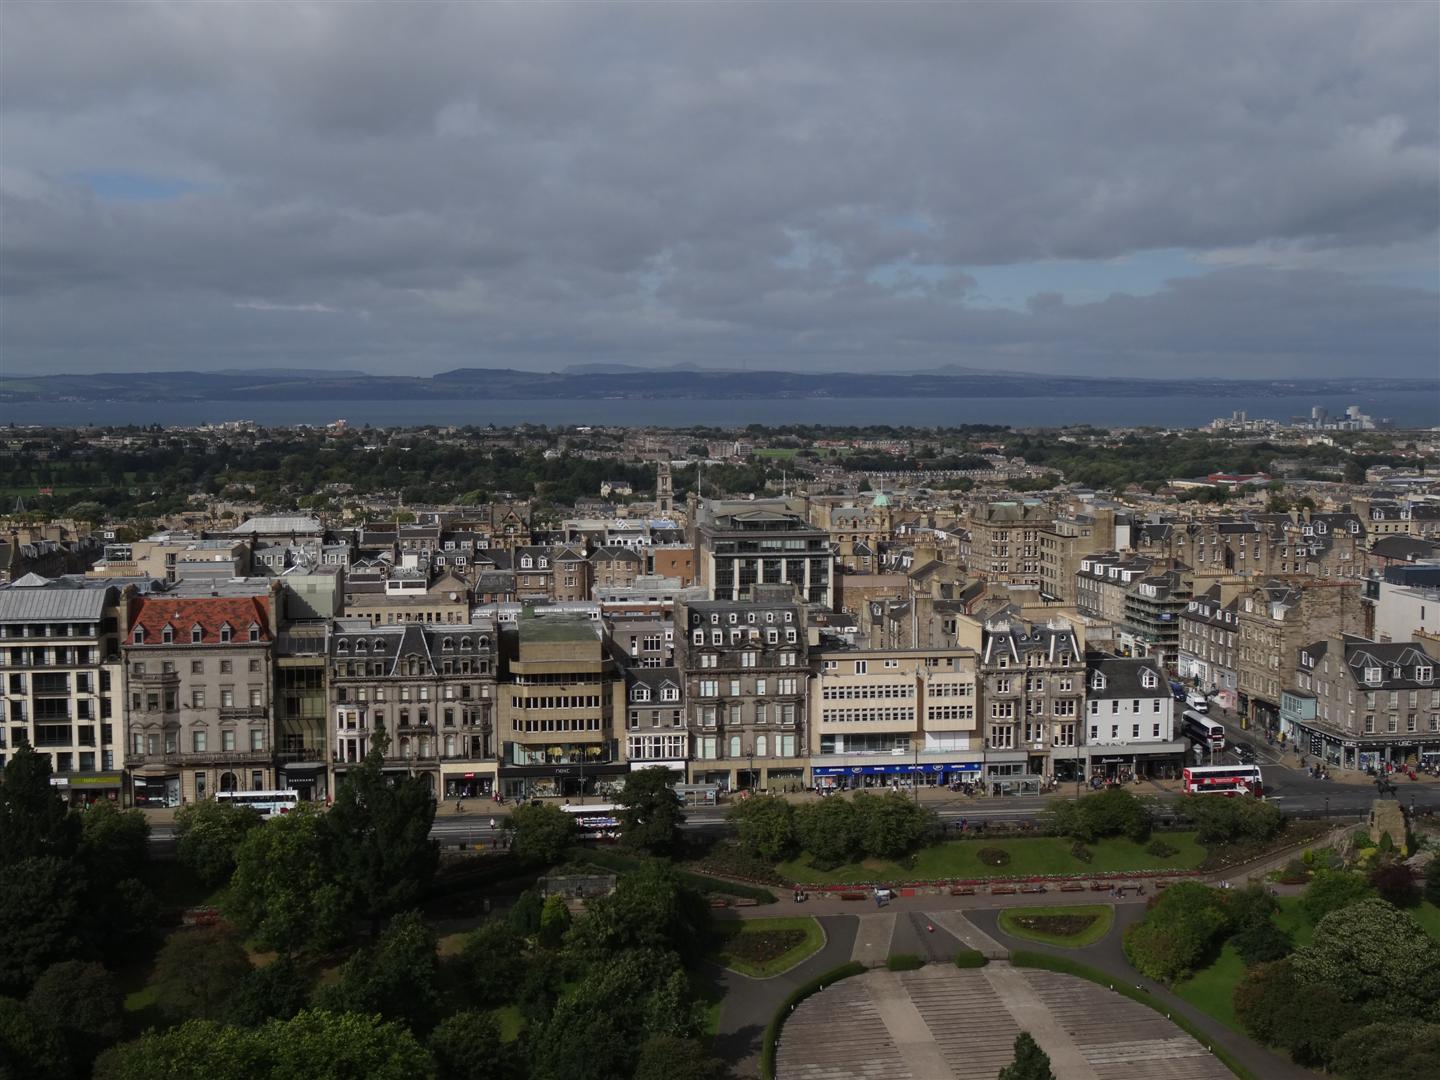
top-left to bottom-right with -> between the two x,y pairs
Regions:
3,390 -> 1436,430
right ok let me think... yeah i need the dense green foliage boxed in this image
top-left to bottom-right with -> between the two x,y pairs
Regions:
1299,868 -> 1375,923
616,767 -> 686,857
1044,788 -> 1150,843
729,794 -> 798,861
175,799 -> 262,887
1123,882 -> 1230,982
789,792 -> 934,868
314,911 -> 440,1034
1175,794 -> 1284,845
152,926 -> 254,1023
506,803 -> 577,865
227,804 -> 349,954
998,1032 -> 1055,1080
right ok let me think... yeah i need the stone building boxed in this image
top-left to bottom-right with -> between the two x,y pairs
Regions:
328,617 -> 498,799
1290,636 -> 1440,770
965,501 -> 1053,587
979,617 -> 1085,787
123,589 -> 279,807
676,589 -> 809,791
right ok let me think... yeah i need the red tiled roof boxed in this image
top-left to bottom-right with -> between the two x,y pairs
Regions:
129,595 -> 271,646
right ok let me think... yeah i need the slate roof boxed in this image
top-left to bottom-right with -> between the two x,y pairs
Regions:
1086,655 -> 1169,698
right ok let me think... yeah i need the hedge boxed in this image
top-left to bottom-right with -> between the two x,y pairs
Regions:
1009,950 -> 1256,1080
954,948 -> 989,968
886,953 -> 925,971
760,961 -> 866,1080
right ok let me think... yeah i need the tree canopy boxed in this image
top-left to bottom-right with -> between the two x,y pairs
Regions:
616,767 -> 686,857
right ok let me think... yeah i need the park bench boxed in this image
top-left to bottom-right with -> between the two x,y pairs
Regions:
1020,884 -> 1046,894
990,884 -> 1017,895
1060,881 -> 1085,892
839,891 -> 868,901
949,885 -> 976,896
1090,882 -> 1110,892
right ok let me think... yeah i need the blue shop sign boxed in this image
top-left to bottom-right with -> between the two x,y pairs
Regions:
811,761 -> 982,777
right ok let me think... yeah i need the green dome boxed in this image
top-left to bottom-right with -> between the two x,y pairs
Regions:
870,491 -> 891,507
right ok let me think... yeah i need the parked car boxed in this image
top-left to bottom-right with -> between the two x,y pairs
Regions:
1185,691 -> 1209,713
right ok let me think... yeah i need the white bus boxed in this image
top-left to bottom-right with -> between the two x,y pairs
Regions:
561,802 -> 621,841
1182,710 -> 1226,753
1183,764 -> 1263,797
215,789 -> 301,818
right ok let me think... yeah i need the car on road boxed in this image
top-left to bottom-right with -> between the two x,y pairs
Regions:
1233,744 -> 1256,763
1185,690 -> 1209,712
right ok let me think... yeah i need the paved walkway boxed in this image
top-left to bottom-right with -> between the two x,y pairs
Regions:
775,964 -> 1234,1080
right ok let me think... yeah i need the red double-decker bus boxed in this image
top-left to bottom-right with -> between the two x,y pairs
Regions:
1183,764 -> 1263,797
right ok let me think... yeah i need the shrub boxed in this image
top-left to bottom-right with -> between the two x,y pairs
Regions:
794,798 -> 858,866
1368,862 -> 1420,908
954,948 -> 989,968
1378,831 -> 1395,854
1426,859 -> 1440,906
727,795 -> 797,863
1069,841 -> 1093,863
852,792 -> 936,860
1145,838 -> 1178,858
1179,794 -> 1285,846
1351,830 -> 1376,850
1048,787 -> 1150,844
1300,869 -> 1374,924
1278,859 -> 1309,883
978,847 -> 1011,867
1232,921 -> 1292,966
1122,882 -> 1230,983
886,953 -> 925,971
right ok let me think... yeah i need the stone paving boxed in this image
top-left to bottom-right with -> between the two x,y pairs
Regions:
775,963 -> 1235,1080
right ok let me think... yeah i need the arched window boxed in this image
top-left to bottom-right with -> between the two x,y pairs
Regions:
337,639 -> 349,653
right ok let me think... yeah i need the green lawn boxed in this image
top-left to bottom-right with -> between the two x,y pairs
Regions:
1272,896 -> 1315,948
1173,942 -> 1245,1031
998,905 -> 1115,948
1411,901 -> 1440,943
776,832 -> 1206,885
710,916 -> 824,978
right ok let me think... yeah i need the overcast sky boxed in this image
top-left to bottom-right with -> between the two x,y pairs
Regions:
2,1 -> 1437,380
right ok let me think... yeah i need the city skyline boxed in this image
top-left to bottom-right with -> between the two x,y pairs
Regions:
1,1 -> 1437,381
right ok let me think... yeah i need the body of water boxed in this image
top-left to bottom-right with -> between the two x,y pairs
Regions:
3,391 -> 1436,429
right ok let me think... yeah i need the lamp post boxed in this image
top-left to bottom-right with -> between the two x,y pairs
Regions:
913,737 -> 920,805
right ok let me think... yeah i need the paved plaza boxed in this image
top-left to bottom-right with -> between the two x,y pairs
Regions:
775,964 -> 1236,1080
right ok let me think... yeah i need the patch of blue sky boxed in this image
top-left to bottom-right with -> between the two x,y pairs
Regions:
961,248 -> 1208,310
72,171 -> 213,201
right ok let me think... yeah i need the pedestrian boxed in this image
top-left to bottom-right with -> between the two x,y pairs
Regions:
489,816 -> 497,830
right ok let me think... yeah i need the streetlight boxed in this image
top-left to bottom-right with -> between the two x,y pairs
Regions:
913,737 -> 920,805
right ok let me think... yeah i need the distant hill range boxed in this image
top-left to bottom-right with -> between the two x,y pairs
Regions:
1,366 -> 1433,404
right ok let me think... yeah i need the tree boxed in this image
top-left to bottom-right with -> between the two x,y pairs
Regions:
315,910 -> 439,1034
0,856 -> 85,995
506,803 -> 576,865
446,919 -> 525,1012
794,797 -> 858,866
176,799 -> 262,887
538,894 -> 572,948
1299,869 -> 1375,924
78,800 -> 149,883
428,1012 -> 516,1080
565,862 -> 711,967
1290,899 -> 1440,1014
27,960 -> 124,1066
1047,788 -> 1149,843
633,1035 -> 729,1080
1368,861 -> 1421,907
225,956 -> 311,1027
228,804 -> 347,955
0,995 -> 70,1080
1122,882 -> 1230,982
94,1012 -> 434,1080
0,743 -> 80,867
998,1032 -> 1055,1080
325,735 -> 439,933
152,926 -> 254,1023
728,794 -> 796,862
852,791 -> 934,859
617,767 -> 686,857
1178,794 -> 1284,845
1233,958 -> 1299,1045
1330,1021 -> 1440,1080
1427,858 -> 1440,906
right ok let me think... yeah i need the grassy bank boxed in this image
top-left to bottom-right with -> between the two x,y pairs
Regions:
711,916 -> 824,978
998,904 -> 1115,948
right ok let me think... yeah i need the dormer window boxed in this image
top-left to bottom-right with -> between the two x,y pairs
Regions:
520,556 -> 533,568
219,623 -> 232,643
374,639 -> 385,652
161,625 -> 174,644
661,686 -> 679,702
248,624 -> 261,642
1365,666 -> 1382,685
1141,671 -> 1157,689
337,639 -> 350,653
442,637 -> 454,651
191,624 -> 203,644
693,630 -> 705,645
710,614 -> 719,625
632,686 -> 650,702
133,626 -> 145,645
355,639 -> 367,653
1418,666 -> 1433,682
729,613 -> 738,624
1091,673 -> 1106,691
538,558 -> 548,569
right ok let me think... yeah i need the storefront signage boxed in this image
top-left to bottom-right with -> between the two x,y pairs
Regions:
810,761 -> 981,777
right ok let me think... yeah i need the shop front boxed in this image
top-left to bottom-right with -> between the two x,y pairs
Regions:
811,759 -> 982,791
277,761 -> 328,803
499,762 -> 629,800
50,772 -> 125,808
131,772 -> 180,808
442,766 -> 497,800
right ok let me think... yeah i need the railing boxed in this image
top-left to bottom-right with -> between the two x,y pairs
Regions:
219,707 -> 269,722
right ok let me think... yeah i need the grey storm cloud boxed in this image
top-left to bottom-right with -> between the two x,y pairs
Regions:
0,0 -> 1436,379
